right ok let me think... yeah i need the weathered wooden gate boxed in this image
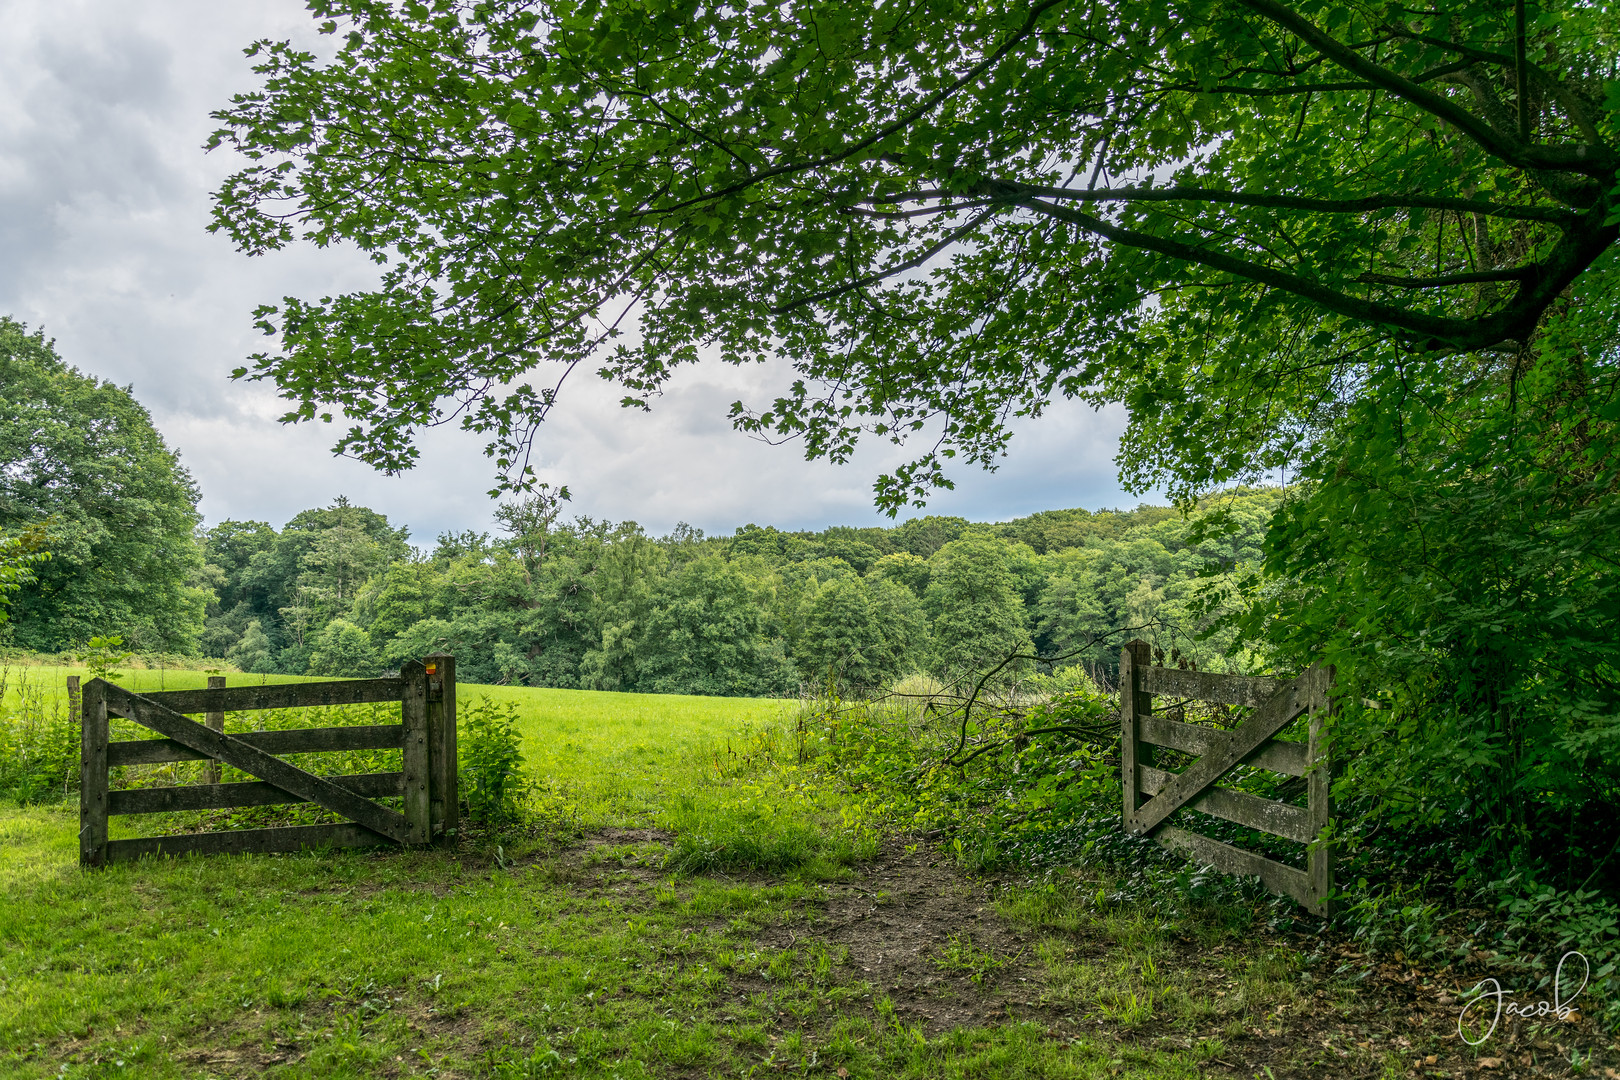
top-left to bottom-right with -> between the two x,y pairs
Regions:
1119,640 -> 1335,915
79,655 -> 457,867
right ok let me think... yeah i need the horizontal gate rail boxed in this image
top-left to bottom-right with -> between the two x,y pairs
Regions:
1138,666 -> 1285,708
108,772 -> 404,815
1120,639 -> 1334,915
134,679 -> 407,714
105,822 -> 388,862
80,656 -> 457,867
1137,716 -> 1308,776
107,724 -> 405,767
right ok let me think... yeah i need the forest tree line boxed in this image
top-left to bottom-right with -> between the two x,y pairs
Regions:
0,316 -> 1276,694
189,488 -> 1278,694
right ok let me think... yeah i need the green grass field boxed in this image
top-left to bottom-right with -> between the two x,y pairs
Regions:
0,669 -> 1597,1078
1,663 -> 789,819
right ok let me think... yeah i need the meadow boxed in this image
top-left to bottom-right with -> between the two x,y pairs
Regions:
0,666 -> 1609,1078
0,664 -> 780,799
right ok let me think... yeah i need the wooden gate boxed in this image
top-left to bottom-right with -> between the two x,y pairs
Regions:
1118,640 -> 1335,915
79,655 -> 457,867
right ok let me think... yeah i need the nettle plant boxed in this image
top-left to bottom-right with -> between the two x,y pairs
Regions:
458,695 -> 532,824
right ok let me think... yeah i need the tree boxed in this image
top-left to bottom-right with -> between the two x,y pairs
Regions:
579,524 -> 669,692
924,536 -> 1035,678
201,520 -> 276,612
0,318 -> 206,652
868,552 -> 932,599
493,483 -> 571,587
228,618 -> 276,674
796,574 -> 931,691
307,618 -> 382,677
635,557 -> 797,697
210,0 -> 1617,507
355,559 -> 437,643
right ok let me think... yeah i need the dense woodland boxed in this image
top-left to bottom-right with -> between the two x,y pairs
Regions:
0,317 -> 1275,695
190,489 -> 1278,693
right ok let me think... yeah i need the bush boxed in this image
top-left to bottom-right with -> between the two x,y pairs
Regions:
458,695 -> 531,824
0,665 -> 80,804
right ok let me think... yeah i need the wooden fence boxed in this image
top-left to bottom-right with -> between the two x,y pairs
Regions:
79,655 -> 457,867
1119,640 -> 1335,915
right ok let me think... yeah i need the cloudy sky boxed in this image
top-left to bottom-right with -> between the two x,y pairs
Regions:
2,1 -> 1149,545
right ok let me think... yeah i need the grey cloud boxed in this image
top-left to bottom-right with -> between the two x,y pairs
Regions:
2,0 -> 1145,546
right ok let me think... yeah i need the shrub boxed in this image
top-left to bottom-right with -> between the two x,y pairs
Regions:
0,665 -> 78,804
458,695 -> 531,824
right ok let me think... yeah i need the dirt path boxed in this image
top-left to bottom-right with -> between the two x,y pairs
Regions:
541,828 -> 1618,1080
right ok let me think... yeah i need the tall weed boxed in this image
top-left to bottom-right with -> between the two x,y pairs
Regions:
0,665 -> 77,804
459,694 -> 532,824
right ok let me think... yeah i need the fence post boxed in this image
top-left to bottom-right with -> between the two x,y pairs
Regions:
1120,639 -> 1153,834
425,653 -> 458,844
401,660 -> 431,845
1306,664 -> 1336,917
204,675 -> 226,785
66,676 -> 81,724
79,679 -> 108,868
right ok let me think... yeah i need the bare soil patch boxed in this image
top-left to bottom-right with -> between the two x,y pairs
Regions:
748,838 -> 1047,1034
544,828 -> 1620,1079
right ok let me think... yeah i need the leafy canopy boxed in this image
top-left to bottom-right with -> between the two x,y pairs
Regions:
210,0 -> 1620,506
0,318 -> 206,651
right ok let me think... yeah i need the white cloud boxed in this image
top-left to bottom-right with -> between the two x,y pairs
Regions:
0,1 -> 1148,543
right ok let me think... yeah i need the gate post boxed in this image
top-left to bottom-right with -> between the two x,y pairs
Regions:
1306,664 -> 1336,916
204,675 -> 226,785
401,660 -> 431,844
425,654 -> 458,843
79,678 -> 108,867
1120,639 -> 1153,834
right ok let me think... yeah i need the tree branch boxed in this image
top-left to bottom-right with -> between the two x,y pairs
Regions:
1009,191 -> 1616,351
1236,0 -> 1617,179
770,208 -> 996,315
963,181 -> 1573,223
1386,30 -> 1605,144
1356,267 -> 1533,288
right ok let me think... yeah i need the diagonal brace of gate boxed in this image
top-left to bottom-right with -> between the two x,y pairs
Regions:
102,683 -> 412,845
1127,668 -> 1320,837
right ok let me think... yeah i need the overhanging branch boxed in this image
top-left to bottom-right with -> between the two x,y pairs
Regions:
1236,0 -> 1618,180
950,181 -> 1573,224
1356,268 -> 1531,288
1010,192 -> 1615,351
